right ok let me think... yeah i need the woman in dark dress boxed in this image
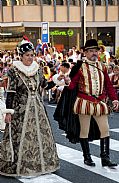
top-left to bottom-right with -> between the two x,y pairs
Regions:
0,40 -> 59,177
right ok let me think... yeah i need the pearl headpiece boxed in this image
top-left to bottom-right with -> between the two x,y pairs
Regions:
19,40 -> 34,54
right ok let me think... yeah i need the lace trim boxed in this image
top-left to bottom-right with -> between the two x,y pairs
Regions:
13,61 -> 39,76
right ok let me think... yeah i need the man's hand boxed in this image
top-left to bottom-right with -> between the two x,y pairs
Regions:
57,74 -> 65,81
5,113 -> 12,123
112,100 -> 119,111
64,77 -> 71,85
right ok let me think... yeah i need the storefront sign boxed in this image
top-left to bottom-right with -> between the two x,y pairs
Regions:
50,29 -> 74,37
41,22 -> 49,43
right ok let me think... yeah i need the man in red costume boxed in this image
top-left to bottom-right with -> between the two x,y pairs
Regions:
68,39 -> 119,167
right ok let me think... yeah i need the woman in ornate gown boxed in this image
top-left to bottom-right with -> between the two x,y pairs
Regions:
0,40 -> 59,176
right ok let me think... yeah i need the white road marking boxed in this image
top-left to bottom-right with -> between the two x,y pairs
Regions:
91,138 -> 119,151
110,128 -> 119,133
18,113 -> 119,183
18,173 -> 72,183
61,129 -> 119,151
56,143 -> 119,182
47,105 -> 56,108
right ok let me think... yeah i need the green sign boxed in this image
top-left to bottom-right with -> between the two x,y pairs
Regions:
67,29 -> 74,36
50,29 -> 74,37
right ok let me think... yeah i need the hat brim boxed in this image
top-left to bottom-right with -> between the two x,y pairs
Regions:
85,46 -> 100,51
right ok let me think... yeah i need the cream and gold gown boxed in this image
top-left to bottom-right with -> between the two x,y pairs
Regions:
0,61 -> 59,176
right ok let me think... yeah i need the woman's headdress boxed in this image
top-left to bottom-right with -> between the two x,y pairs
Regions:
19,39 -> 34,55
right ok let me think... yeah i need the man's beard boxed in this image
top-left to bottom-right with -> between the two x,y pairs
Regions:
90,55 -> 98,61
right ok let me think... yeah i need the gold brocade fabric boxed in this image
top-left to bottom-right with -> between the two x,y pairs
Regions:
0,67 -> 59,176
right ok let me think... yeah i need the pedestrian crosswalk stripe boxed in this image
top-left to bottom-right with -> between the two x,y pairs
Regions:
56,143 -> 119,182
47,105 -> 56,108
91,138 -> 119,151
18,173 -> 72,183
110,128 -> 119,133
62,131 -> 119,151
17,135 -> 119,182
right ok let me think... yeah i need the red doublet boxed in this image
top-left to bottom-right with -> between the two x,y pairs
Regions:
69,61 -> 117,116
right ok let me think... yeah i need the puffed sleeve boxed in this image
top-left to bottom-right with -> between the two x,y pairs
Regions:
68,70 -> 80,90
68,60 -> 83,90
38,68 -> 47,88
6,68 -> 18,110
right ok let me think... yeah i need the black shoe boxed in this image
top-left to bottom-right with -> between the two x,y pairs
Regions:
84,157 -> 96,167
101,157 -> 117,167
100,137 -> 118,167
80,138 -> 96,167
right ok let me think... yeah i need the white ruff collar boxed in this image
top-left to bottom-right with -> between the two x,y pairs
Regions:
13,61 -> 39,76
86,59 -> 98,65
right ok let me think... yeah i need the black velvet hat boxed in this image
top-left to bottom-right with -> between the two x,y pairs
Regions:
19,40 -> 34,54
84,39 -> 100,51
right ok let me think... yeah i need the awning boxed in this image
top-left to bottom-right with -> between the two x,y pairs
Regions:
0,22 -> 23,27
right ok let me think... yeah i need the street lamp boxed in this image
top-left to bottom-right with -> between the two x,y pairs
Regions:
80,0 -> 87,47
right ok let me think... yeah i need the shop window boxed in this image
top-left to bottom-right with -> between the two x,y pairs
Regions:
21,0 -> 45,5
36,0 -> 40,5
80,0 -> 93,6
69,0 -> 78,5
27,0 -> 40,5
95,0 -> 106,5
115,0 -> 118,5
108,0 -> 113,5
95,0 -> 101,5
8,0 -> 17,5
97,27 -> 115,47
42,0 -> 51,5
14,0 -> 17,5
6,0 -> 11,6
16,0 -> 28,5
27,0 -> 35,4
56,0 -> 63,5
86,0 -> 92,5
1,0 -> 7,6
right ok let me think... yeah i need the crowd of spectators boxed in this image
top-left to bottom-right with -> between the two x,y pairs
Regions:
0,42 -> 119,106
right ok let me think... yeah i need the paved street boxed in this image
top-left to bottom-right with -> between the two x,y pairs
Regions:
0,102 -> 119,183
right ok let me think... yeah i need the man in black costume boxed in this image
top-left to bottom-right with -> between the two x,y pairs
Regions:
55,39 -> 119,168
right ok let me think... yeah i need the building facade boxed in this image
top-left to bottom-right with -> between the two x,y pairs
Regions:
0,0 -> 119,52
